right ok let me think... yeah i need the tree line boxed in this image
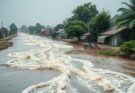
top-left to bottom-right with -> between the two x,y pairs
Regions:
20,0 -> 135,44
0,23 -> 18,39
55,0 -> 135,42
20,23 -> 54,35
54,2 -> 111,42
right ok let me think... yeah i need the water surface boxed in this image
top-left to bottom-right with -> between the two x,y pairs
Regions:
0,33 -> 135,93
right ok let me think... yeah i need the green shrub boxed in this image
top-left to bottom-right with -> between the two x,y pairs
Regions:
98,49 -> 114,56
51,32 -> 58,39
120,40 -> 135,55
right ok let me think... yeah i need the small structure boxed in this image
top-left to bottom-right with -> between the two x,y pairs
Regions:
0,27 -> 9,38
40,29 -> 50,36
81,32 -> 94,49
98,26 -> 128,46
81,32 -> 91,42
56,29 -> 67,40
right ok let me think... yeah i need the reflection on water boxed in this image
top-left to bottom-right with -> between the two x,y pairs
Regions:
0,33 -> 135,93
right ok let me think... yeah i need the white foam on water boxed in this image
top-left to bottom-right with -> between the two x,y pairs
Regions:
67,85 -> 79,93
77,76 -> 101,93
7,33 -> 135,93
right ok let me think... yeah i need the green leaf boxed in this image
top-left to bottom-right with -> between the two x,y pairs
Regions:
129,19 -> 135,29
118,8 -> 129,12
122,2 -> 135,11
131,0 -> 135,6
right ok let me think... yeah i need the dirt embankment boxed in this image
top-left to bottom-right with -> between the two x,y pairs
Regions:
0,35 -> 16,50
0,41 -> 13,50
67,42 -> 99,55
68,42 -> 135,62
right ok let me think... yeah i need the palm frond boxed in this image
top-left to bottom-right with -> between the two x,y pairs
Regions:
117,23 -> 127,28
122,13 -> 135,19
117,0 -> 135,29
131,0 -> 135,6
117,18 -> 132,24
118,15 -> 133,21
129,19 -> 135,29
122,2 -> 135,11
117,17 -> 132,28
118,8 -> 130,12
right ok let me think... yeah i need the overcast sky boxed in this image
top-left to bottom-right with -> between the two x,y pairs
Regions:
0,0 -> 129,27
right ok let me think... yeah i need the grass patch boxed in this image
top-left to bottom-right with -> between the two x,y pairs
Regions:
98,49 -> 114,56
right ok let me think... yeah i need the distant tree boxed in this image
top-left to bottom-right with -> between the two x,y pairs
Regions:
0,31 -> 3,39
89,11 -> 111,42
20,25 -> 28,33
3,28 -> 9,37
46,25 -> 53,30
64,16 -> 79,24
0,27 -> 9,38
46,25 -> 54,35
111,15 -> 120,26
73,2 -> 98,23
27,23 -> 45,34
65,20 -> 88,41
34,23 -> 43,33
54,24 -> 64,31
63,2 -> 99,41
117,0 -> 135,39
10,23 -> 18,35
28,25 -> 35,34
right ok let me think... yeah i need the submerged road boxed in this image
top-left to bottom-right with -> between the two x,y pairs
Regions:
0,33 -> 135,93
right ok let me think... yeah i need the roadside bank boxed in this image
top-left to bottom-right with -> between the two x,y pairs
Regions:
67,42 -> 135,62
0,35 -> 17,50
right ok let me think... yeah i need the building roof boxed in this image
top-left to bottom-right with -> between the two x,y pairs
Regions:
101,26 -> 127,35
83,32 -> 91,36
41,29 -> 49,32
98,35 -> 109,43
56,29 -> 65,34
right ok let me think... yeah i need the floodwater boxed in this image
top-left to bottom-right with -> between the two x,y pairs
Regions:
70,54 -> 135,78
0,33 -> 135,93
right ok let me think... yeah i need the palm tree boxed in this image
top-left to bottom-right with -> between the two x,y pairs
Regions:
117,0 -> 135,29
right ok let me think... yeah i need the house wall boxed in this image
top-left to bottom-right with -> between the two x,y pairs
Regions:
57,33 -> 67,40
104,37 -> 111,45
101,28 -> 134,46
111,35 -> 118,46
110,33 -> 122,46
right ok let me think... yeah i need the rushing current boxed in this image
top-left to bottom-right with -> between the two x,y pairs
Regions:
6,33 -> 135,93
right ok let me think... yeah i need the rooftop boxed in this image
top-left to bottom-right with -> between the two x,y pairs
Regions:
101,26 -> 127,35
83,32 -> 91,36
